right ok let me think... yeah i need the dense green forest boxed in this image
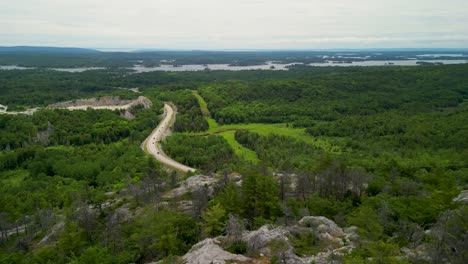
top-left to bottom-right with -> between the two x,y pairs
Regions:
1,63 -> 467,263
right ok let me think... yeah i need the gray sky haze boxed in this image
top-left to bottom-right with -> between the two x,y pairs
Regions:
1,0 -> 468,49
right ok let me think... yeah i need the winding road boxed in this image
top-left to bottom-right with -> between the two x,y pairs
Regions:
143,103 -> 196,173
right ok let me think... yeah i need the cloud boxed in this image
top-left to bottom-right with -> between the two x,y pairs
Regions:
1,0 -> 467,48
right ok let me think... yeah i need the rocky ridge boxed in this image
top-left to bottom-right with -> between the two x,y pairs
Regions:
180,216 -> 359,264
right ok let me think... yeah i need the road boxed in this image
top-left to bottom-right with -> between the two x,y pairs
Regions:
143,103 -> 196,173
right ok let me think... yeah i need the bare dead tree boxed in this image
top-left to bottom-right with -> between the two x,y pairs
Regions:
0,212 -> 9,241
349,169 -> 368,199
428,206 -> 468,264
225,214 -> 244,243
295,172 -> 310,201
74,202 -> 99,243
396,220 -> 424,249
102,210 -> 127,253
281,204 -> 293,227
192,186 -> 209,220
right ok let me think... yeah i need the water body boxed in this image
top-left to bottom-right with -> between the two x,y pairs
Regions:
50,67 -> 106,73
416,54 -> 466,58
129,60 -> 468,72
0,66 -> 105,72
2,58 -> 468,73
308,60 -> 468,67
129,61 -> 299,72
0,65 -> 32,70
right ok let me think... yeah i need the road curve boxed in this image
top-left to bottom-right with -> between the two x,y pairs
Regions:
143,103 -> 196,173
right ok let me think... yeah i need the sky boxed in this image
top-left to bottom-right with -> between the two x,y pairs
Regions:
1,0 -> 468,50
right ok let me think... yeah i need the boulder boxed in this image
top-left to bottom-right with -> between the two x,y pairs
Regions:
453,190 -> 468,203
164,175 -> 218,199
243,225 -> 290,255
182,238 -> 252,264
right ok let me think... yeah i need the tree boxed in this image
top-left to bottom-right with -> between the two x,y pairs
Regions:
56,222 -> 88,260
347,205 -> 383,241
72,246 -> 114,264
201,203 -> 226,237
211,182 -> 243,216
242,172 -> 280,227
131,210 -> 197,262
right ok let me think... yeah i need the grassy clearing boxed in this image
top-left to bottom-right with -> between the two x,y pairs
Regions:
231,123 -> 340,152
192,91 -> 210,116
205,116 -> 221,130
191,90 -> 341,153
46,145 -> 75,152
191,120 -> 341,153
218,130 -> 260,163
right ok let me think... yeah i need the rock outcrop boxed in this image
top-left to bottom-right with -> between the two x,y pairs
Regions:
163,175 -> 219,199
241,216 -> 358,264
182,238 -> 252,264
178,216 -> 359,264
453,190 -> 468,203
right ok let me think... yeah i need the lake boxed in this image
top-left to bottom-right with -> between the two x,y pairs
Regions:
1,59 -> 467,73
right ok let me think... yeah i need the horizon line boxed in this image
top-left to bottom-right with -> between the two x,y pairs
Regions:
2,45 -> 468,53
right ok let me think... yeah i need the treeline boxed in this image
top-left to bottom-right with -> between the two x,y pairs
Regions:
235,129 -> 321,170
198,64 -> 468,125
162,134 -> 238,172
306,104 -> 468,151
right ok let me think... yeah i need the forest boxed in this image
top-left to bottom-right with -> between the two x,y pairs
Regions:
0,62 -> 467,263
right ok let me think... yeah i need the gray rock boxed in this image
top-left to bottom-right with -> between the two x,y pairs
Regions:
163,175 -> 218,199
453,190 -> 468,203
182,238 -> 252,264
178,216 -> 359,264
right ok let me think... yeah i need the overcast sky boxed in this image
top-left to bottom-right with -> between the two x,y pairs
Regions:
1,0 -> 468,50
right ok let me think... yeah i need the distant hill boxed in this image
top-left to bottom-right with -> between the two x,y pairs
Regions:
0,46 -> 100,53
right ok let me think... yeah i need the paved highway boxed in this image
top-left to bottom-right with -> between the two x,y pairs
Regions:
144,103 -> 196,173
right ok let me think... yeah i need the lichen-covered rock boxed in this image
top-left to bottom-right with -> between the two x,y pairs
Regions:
298,216 -> 343,236
344,226 -> 360,247
240,217 -> 359,264
453,190 -> 468,203
163,175 -> 218,199
182,238 -> 252,264
176,216 -> 359,264
243,225 -> 290,255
